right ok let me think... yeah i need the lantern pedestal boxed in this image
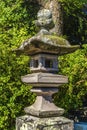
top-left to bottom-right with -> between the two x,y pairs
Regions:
16,73 -> 73,130
24,87 -> 64,117
21,72 -> 68,117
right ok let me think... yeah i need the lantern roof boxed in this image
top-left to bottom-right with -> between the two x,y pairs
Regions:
15,32 -> 79,56
14,9 -> 80,56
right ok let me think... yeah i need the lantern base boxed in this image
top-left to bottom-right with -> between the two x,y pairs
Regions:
16,115 -> 74,130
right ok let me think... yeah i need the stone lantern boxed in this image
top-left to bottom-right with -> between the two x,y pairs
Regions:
15,9 -> 79,130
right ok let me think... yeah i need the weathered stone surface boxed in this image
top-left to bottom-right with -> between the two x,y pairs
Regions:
15,2 -> 75,130
37,9 -> 52,19
14,6 -> 79,56
30,53 -> 58,73
21,72 -> 68,87
15,33 -> 79,56
16,115 -> 74,130
35,9 -> 54,30
24,87 -> 64,117
36,0 -> 63,36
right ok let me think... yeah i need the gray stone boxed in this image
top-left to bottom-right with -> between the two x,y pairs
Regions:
15,34 -> 79,56
14,7 -> 80,56
16,115 -> 74,130
35,9 -> 54,30
37,9 -> 52,19
21,72 -> 68,87
29,54 -> 58,73
24,87 -> 64,117
14,4 -> 76,130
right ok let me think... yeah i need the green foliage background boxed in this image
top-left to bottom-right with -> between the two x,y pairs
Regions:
0,0 -> 87,129
0,0 -> 38,129
53,0 -> 87,112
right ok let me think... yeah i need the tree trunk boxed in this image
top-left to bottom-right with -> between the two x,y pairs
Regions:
36,0 -> 63,36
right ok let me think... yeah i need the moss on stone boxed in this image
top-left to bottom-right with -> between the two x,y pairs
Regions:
45,35 -> 70,46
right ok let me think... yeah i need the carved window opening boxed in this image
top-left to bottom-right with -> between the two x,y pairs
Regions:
34,60 -> 38,68
45,59 -> 53,68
